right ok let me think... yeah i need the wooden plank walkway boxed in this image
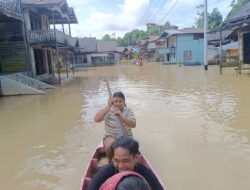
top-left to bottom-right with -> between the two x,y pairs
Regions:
235,64 -> 250,76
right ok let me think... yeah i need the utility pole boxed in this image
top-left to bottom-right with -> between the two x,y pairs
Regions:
204,0 -> 208,70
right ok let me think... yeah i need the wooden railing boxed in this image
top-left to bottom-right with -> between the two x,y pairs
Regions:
0,0 -> 22,20
166,47 -> 176,53
28,30 -> 55,44
28,30 -> 74,46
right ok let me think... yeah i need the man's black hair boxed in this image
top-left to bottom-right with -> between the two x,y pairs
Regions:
111,136 -> 139,156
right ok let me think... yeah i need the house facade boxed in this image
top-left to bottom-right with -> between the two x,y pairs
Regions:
0,0 -> 78,83
0,0 -> 28,74
73,37 -> 97,67
221,1 -> 250,65
138,36 -> 160,61
95,41 -> 118,66
160,28 -> 204,65
22,0 -> 78,81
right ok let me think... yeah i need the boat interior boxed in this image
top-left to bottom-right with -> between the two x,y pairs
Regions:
80,146 -> 148,190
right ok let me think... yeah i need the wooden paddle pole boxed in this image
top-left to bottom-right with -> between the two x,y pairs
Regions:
102,75 -> 112,97
105,79 -> 112,97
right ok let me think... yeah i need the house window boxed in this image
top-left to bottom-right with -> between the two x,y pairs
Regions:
193,34 -> 203,40
30,12 -> 42,30
184,51 -> 192,60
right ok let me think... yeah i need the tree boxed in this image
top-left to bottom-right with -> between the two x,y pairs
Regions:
195,5 -> 223,30
147,24 -> 161,36
100,22 -> 174,47
123,30 -> 148,46
117,37 -> 126,46
101,34 -> 112,41
208,8 -> 223,29
162,21 -> 172,30
195,4 -> 204,28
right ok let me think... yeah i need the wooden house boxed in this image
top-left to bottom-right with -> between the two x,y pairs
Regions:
73,37 -> 97,67
95,41 -> 118,66
0,0 -> 78,83
137,36 -> 160,61
21,0 -> 78,82
0,0 -> 28,74
207,29 -> 238,65
220,2 -> 250,65
160,28 -> 204,65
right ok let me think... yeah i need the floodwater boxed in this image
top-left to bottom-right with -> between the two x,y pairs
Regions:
0,63 -> 250,190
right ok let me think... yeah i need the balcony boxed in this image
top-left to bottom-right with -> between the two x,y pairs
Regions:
159,47 -> 176,55
28,30 -> 55,44
0,0 -> 22,21
166,47 -> 176,54
28,30 -> 75,47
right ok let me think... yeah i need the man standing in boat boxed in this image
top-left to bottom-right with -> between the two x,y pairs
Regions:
94,91 -> 136,160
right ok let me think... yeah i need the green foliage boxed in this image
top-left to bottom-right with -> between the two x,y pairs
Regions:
208,8 -> 223,29
195,5 -> 223,30
123,29 -> 148,46
117,37 -> 126,46
195,4 -> 204,28
147,24 -> 161,36
100,21 -> 174,47
101,34 -> 112,41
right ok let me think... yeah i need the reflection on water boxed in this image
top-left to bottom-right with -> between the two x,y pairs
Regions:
0,63 -> 250,190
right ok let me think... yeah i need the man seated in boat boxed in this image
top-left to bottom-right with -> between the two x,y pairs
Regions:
99,171 -> 150,190
87,136 -> 164,190
94,91 -> 136,161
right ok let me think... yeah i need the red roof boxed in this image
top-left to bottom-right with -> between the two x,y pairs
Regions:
138,36 -> 160,47
147,35 -> 160,42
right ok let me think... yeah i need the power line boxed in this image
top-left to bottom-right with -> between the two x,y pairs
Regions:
158,0 -> 181,24
141,0 -> 167,25
138,0 -> 161,26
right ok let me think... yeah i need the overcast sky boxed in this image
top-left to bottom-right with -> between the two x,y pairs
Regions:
66,0 -> 232,39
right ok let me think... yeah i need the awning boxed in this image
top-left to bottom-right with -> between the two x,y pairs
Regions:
217,41 -> 238,50
91,53 -> 109,57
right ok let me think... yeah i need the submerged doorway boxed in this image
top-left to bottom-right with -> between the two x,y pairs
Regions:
47,50 -> 53,74
34,49 -> 46,75
243,32 -> 250,63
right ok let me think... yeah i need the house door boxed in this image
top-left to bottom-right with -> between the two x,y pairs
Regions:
47,50 -> 53,74
243,33 -> 250,64
0,59 -> 2,73
34,49 -> 46,75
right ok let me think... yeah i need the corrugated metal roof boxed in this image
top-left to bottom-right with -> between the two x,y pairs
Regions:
97,41 -> 117,52
78,37 -> 97,52
91,53 -> 109,57
162,28 -> 203,38
208,29 -> 233,41
178,28 -> 204,34
116,47 -> 126,52
147,35 -> 160,42
216,2 -> 250,31
22,0 -> 78,24
218,41 -> 238,50
225,2 -> 250,23
67,37 -> 77,47
22,0 -> 63,5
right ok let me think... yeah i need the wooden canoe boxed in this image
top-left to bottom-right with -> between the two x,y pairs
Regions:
79,141 -> 168,190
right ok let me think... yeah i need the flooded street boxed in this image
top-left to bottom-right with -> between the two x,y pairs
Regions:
1,63 -> 250,190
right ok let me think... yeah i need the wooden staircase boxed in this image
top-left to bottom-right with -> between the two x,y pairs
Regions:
0,73 -> 55,96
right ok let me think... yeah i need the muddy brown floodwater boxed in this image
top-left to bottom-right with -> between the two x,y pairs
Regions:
0,63 -> 250,190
